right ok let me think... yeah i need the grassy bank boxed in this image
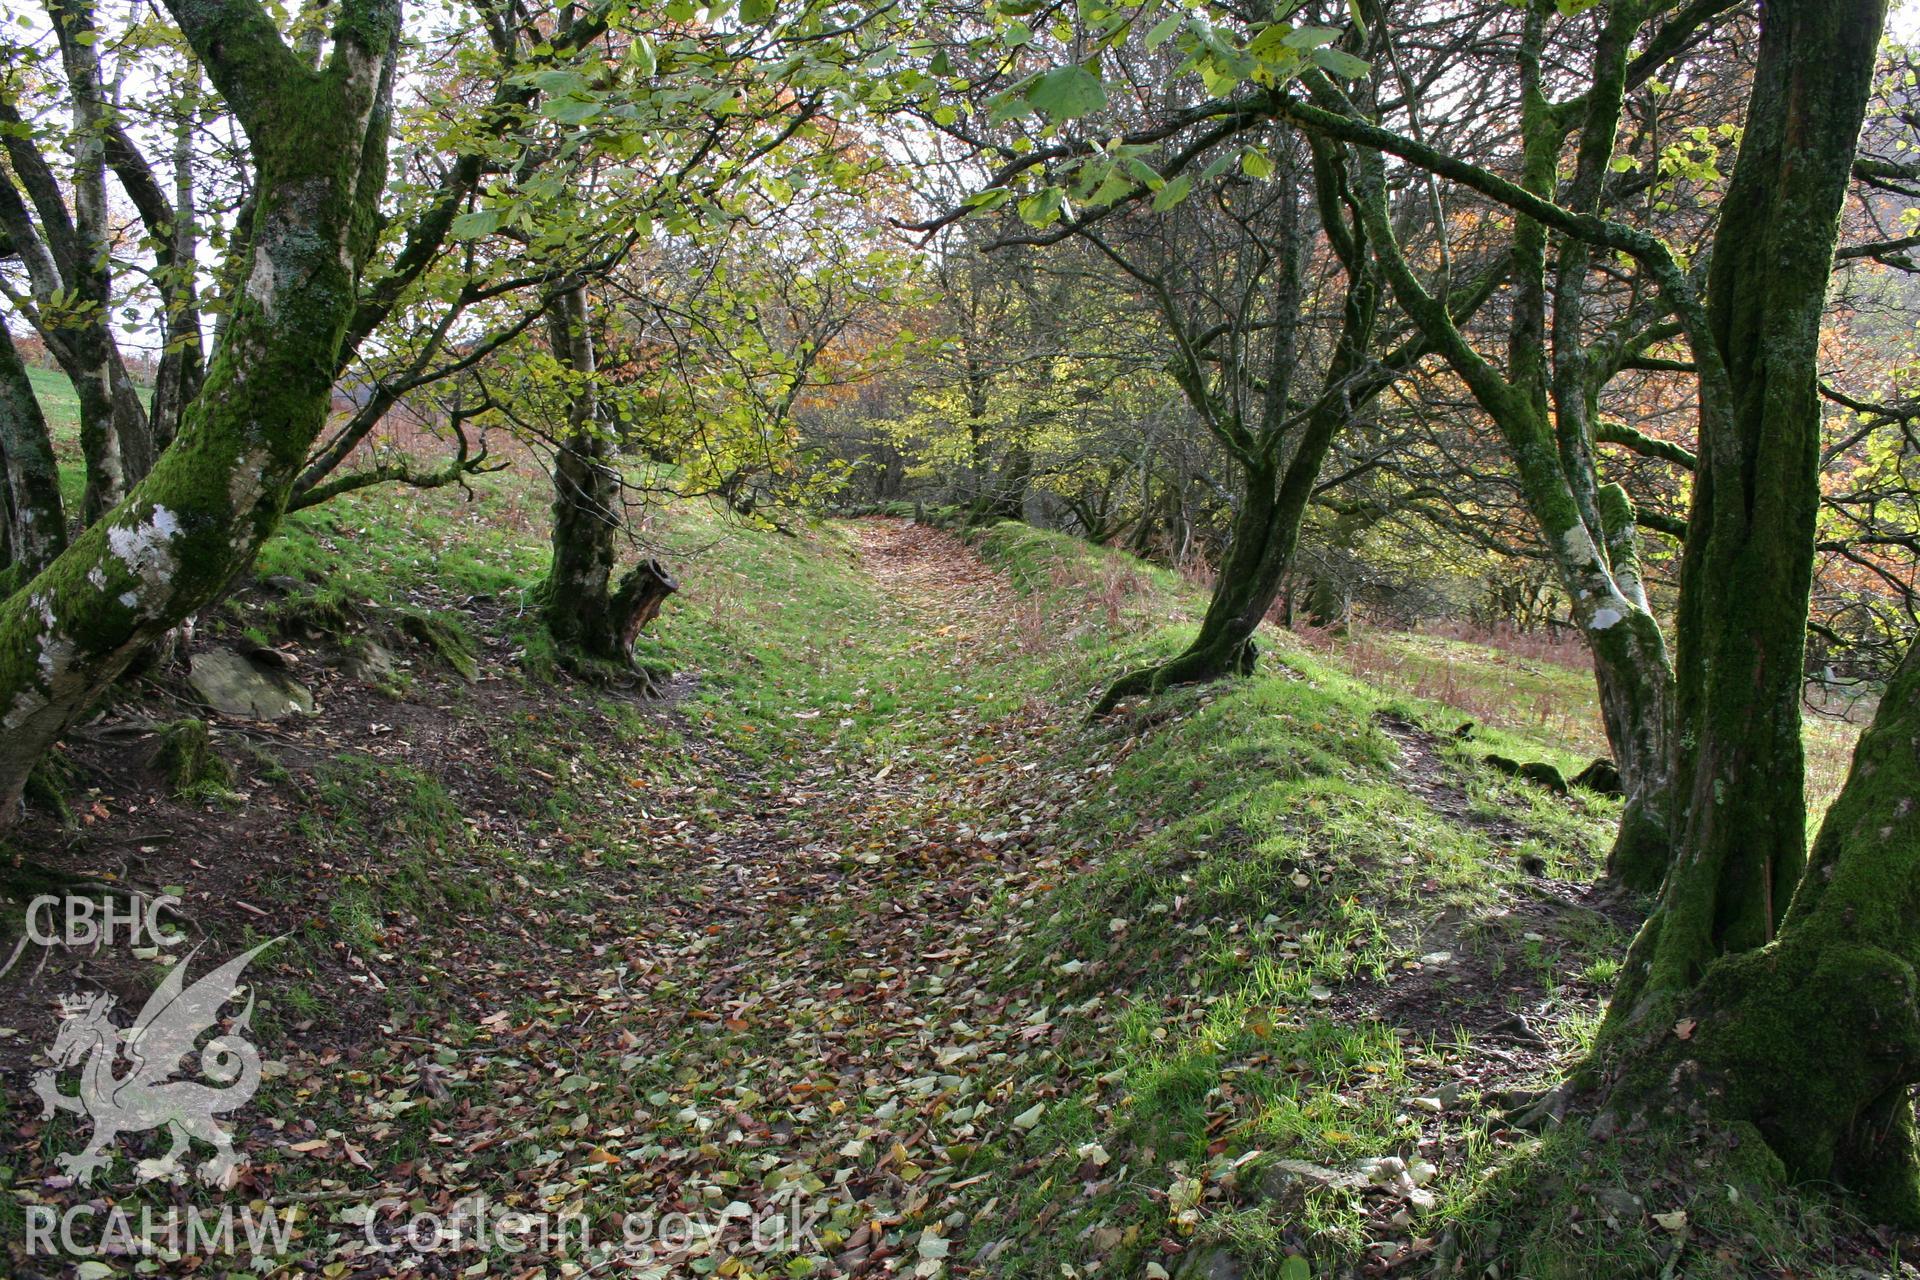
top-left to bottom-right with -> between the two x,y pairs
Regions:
939,519 -> 1884,1279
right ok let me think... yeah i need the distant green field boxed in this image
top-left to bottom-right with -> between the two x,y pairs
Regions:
24,362 -> 81,436
24,362 -> 141,509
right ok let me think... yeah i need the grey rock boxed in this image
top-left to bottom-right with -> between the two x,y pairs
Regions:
338,641 -> 397,681
188,648 -> 315,721
1592,1187 -> 1643,1222
1261,1158 -> 1369,1198
1173,1247 -> 1244,1280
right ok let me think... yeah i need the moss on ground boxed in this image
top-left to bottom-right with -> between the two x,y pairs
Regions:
151,717 -> 236,800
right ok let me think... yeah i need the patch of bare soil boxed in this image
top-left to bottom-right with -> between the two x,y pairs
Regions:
0,584 -> 674,1076
1360,712 -> 1642,1033
1372,713 -> 1532,849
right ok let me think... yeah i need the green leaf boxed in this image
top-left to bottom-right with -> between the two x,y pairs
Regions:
629,35 -> 656,78
987,83 -> 1038,125
1085,169 -> 1135,207
450,208 -> 502,240
1123,156 -> 1165,189
1242,148 -> 1274,179
1282,25 -> 1341,49
1018,187 -> 1064,226
1025,65 -> 1107,122
1280,1256 -> 1312,1280
532,68 -> 588,94
1310,45 -> 1371,79
1151,175 -> 1192,211
543,94 -> 601,125
1145,14 -> 1182,48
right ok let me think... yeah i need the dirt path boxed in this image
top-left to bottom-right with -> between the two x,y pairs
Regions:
1372,712 -> 1533,852
353,518 -> 1070,1274
853,519 -> 1013,611
556,518 -> 1074,1270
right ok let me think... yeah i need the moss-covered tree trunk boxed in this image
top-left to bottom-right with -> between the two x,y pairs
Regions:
1536,6 -> 1680,891
49,0 -> 120,520
1098,460 -> 1282,711
1335,115 -> 1679,888
1613,0 -> 1886,989
1096,142 -> 1385,714
47,0 -> 165,507
48,0 -> 120,521
1589,485 -> 1673,891
1285,3 -> 1696,891
1594,634 -> 1920,1223
106,60 -> 205,461
1094,397 -> 1362,713
1590,0 -> 1908,1219
540,287 -> 678,665
0,0 -> 400,824
1589,643 -> 1673,886
1283,0 -> 1898,1213
986,440 -> 1031,523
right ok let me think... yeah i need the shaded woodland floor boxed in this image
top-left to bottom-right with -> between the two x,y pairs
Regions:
1,498 -> 1909,1279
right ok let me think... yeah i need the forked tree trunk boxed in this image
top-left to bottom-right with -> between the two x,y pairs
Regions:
48,0 -> 145,515
1591,0 -> 1904,1220
1538,4 -> 1682,890
1284,3 -> 1690,892
1096,145 -> 1382,714
540,288 -> 679,665
987,441 -> 1031,522
1096,436 -> 1346,714
145,65 -> 207,455
1097,461 -> 1283,712
0,0 -> 400,824
544,433 -> 679,663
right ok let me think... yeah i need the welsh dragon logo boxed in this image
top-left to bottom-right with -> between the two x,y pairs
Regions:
32,940 -> 278,1187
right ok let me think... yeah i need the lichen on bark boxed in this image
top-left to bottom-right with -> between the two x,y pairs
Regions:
0,0 -> 402,822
